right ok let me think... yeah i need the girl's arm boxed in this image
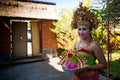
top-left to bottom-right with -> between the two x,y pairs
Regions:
85,41 -> 107,71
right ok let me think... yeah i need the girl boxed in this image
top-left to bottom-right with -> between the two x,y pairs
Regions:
58,3 -> 107,80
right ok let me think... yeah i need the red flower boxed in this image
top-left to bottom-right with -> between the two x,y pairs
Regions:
67,52 -> 73,58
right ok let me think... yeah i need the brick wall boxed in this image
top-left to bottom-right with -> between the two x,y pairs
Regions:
41,19 -> 57,49
41,19 -> 58,58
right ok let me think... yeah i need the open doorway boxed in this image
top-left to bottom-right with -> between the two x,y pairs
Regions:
27,22 -> 32,57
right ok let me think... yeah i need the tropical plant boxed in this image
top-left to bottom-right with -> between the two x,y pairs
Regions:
105,0 -> 120,21
91,0 -> 120,51
50,8 -> 79,50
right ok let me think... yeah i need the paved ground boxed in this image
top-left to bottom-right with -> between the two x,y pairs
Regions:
0,58 -> 108,80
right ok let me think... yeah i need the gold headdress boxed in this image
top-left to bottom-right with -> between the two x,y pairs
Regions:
71,3 -> 99,29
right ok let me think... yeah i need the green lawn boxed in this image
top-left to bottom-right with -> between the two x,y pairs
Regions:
102,52 -> 120,80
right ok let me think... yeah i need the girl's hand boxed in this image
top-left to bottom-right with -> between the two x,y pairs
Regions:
74,68 -> 88,77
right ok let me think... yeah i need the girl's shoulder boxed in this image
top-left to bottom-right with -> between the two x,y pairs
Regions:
90,40 -> 99,46
89,40 -> 101,51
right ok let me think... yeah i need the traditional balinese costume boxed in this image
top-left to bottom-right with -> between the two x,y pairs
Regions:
58,2 -> 100,80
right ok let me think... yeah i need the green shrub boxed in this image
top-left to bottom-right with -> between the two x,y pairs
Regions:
110,59 -> 120,79
101,59 -> 120,80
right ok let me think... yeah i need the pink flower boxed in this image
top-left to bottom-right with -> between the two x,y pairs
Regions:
65,61 -> 77,69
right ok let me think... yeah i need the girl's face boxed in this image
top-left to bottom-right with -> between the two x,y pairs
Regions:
77,26 -> 90,39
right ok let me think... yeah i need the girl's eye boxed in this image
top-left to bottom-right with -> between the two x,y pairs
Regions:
78,28 -> 87,31
83,28 -> 87,30
78,28 -> 81,30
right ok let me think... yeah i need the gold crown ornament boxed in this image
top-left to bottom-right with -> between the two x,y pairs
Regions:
71,2 -> 99,29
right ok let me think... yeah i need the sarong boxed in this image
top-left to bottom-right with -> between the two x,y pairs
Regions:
72,72 -> 99,80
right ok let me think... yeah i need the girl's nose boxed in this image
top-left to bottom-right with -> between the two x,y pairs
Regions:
79,30 -> 84,33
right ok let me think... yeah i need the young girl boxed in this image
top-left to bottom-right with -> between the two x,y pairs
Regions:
58,3 -> 107,80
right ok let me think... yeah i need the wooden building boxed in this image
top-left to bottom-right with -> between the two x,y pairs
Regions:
0,0 -> 58,64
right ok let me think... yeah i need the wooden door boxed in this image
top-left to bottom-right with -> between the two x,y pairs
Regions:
12,22 -> 27,57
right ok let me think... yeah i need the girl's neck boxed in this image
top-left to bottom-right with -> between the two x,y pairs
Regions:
80,37 -> 92,44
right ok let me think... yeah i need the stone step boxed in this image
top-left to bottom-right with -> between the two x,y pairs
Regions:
11,56 -> 45,64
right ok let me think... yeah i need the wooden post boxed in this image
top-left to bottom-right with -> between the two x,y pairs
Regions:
107,20 -> 110,80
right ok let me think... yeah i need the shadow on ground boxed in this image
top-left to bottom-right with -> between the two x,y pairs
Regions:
0,58 -> 72,80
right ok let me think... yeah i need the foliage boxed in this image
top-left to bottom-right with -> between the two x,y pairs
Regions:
105,0 -> 120,21
92,24 -> 107,48
101,58 -> 120,80
110,59 -> 120,79
51,8 -> 79,50
99,10 -> 120,77
91,0 -> 120,52
109,31 -> 120,51
92,0 -> 120,20
100,51 -> 120,79
90,8 -> 108,52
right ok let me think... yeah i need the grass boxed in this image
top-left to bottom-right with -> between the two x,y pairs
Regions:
102,52 -> 120,80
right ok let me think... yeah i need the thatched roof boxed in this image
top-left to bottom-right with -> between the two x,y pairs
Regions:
0,0 -> 58,20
